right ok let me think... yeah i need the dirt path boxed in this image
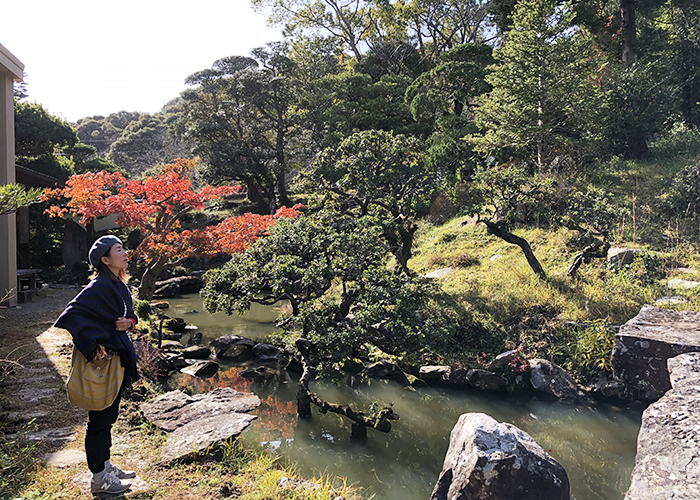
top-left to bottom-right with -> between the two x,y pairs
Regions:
1,286 -> 150,498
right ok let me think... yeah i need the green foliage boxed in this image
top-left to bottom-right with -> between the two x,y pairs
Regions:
0,421 -> 41,499
665,159 -> 700,217
0,184 -> 42,216
305,129 -> 435,268
75,111 -> 143,156
14,101 -> 78,158
202,211 -> 473,374
178,43 -> 299,209
469,0 -> 605,169
318,71 -> 428,147
78,156 -> 127,175
465,164 -> 556,226
608,252 -> 664,286
570,320 -> 616,377
133,299 -> 153,320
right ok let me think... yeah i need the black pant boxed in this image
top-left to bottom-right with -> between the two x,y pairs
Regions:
85,391 -> 122,473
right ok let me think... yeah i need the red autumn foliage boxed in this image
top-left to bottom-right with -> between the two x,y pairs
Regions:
42,158 -> 301,299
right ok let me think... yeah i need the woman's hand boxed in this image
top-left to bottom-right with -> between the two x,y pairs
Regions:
115,317 -> 132,331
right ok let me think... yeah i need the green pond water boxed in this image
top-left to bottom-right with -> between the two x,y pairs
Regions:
166,294 -> 642,500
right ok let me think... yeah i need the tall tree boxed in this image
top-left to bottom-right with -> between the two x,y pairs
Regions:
252,0 -> 372,61
15,101 -> 80,181
469,0 -> 604,170
177,44 -> 299,211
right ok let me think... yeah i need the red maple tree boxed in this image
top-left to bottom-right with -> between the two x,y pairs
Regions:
43,158 -> 301,300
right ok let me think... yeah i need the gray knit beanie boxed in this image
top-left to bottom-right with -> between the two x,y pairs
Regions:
88,235 -> 122,269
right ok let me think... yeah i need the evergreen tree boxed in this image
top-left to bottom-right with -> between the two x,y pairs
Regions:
469,0 -> 605,170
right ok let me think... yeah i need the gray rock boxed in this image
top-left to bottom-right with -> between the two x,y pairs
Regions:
154,281 -> 180,298
186,331 -> 203,347
141,388 -> 261,432
252,343 -> 283,358
277,476 -> 320,492
256,355 -> 288,367
430,413 -> 570,500
528,359 -> 589,402
239,366 -> 278,381
466,369 -> 508,392
160,340 -> 184,351
164,353 -> 189,370
164,317 -> 187,333
625,352 -> 700,500
159,413 -> 257,463
444,368 -> 468,388
654,295 -> 691,306
209,335 -> 256,358
424,267 -> 454,279
181,345 -> 211,359
419,365 -> 451,385
586,378 -> 632,404
180,360 -> 219,378
363,361 -> 390,379
667,278 -> 700,290
607,247 -> 642,266
155,276 -> 203,295
487,350 -> 519,372
611,305 -> 700,394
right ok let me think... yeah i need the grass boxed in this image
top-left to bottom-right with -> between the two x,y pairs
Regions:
2,384 -> 362,500
408,136 -> 700,383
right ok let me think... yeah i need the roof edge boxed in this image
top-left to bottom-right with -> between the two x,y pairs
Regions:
0,42 -> 25,80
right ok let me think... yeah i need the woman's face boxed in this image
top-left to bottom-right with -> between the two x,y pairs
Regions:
101,243 -> 128,271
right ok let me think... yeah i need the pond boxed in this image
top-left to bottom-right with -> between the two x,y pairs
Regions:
166,294 -> 642,500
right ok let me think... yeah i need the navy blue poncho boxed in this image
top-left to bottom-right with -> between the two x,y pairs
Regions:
55,272 -> 139,383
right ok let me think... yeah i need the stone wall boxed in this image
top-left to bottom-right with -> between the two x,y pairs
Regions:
625,352 -> 700,499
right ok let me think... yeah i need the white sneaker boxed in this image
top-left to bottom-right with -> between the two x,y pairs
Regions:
106,462 -> 136,479
91,472 -> 130,494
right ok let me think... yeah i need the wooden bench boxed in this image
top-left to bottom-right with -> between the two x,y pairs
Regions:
17,269 -> 42,303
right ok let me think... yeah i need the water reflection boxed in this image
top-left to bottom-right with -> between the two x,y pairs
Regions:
167,294 -> 642,500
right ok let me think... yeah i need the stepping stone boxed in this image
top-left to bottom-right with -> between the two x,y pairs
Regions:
424,267 -> 454,279
8,427 -> 76,446
16,387 -> 58,402
667,278 -> 700,290
45,449 -> 85,467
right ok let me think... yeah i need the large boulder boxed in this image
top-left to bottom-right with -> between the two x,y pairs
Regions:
528,359 -> 589,402
607,247 -> 642,266
180,360 -> 219,378
181,345 -> 211,360
431,413 -> 570,500
419,365 -> 451,385
611,305 -> 700,395
209,335 -> 256,359
466,369 -> 508,392
141,387 -> 261,432
159,413 -> 257,464
155,276 -> 203,295
625,352 -> 700,500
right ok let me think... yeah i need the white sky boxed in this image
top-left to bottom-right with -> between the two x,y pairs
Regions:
2,0 -> 281,123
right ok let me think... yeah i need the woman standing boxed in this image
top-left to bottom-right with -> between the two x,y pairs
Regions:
55,235 -> 139,494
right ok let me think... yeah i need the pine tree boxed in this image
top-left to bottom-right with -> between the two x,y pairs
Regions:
470,0 -> 604,170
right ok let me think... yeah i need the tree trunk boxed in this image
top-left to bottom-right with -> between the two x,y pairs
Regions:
620,0 -> 638,64
296,363 -> 314,419
137,259 -> 167,301
567,239 -> 610,278
484,221 -> 547,280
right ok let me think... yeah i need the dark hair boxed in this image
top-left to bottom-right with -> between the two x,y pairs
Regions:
90,247 -> 130,283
